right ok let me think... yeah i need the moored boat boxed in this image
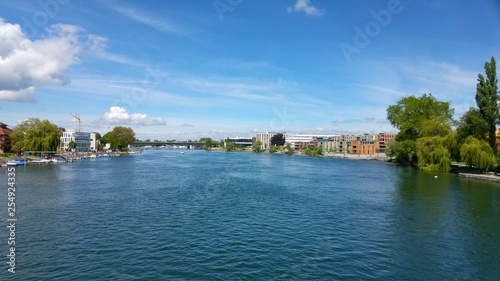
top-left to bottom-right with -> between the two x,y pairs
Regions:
51,157 -> 67,163
7,159 -> 27,166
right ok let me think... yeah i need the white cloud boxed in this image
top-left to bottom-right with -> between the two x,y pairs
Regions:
0,19 -> 85,102
102,106 -> 166,126
287,0 -> 325,16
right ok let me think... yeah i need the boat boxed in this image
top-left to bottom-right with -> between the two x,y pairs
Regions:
31,159 -> 52,164
7,159 -> 27,166
180,152 -> 185,154
51,157 -> 67,163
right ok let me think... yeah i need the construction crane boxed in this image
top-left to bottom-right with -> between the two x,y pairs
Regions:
70,113 -> 81,132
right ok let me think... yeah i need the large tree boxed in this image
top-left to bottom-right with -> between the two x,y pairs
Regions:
460,136 -> 496,171
252,140 -> 263,153
270,133 -> 286,146
386,93 -> 454,166
475,57 -> 498,153
456,107 -> 489,143
10,118 -> 60,152
202,138 -> 213,150
416,136 -> 451,172
387,93 -> 454,141
102,126 -> 135,150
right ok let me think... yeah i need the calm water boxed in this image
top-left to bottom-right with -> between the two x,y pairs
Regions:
1,150 -> 499,280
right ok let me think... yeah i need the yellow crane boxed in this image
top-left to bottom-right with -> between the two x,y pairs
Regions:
70,113 -> 81,132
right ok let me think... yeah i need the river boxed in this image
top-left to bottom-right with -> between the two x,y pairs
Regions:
1,149 -> 499,280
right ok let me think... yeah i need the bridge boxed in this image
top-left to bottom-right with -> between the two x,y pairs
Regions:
130,141 -> 203,149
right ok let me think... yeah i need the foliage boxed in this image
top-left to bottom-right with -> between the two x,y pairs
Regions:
304,145 -> 322,157
10,118 -> 60,152
419,115 -> 453,138
387,93 -> 454,141
442,131 -> 461,162
416,137 -> 451,172
270,133 -> 286,146
252,140 -> 263,152
94,132 -> 102,140
285,143 -> 294,155
102,126 -> 135,151
269,145 -> 277,153
68,140 -> 77,150
0,136 -> 11,152
202,138 -> 213,150
387,140 -> 417,166
225,139 -> 235,152
456,107 -> 489,144
460,136 -> 496,171
475,57 -> 498,153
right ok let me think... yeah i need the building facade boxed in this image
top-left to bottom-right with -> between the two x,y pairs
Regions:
60,131 -> 91,152
256,132 -> 280,150
225,137 -> 254,148
375,133 -> 396,153
0,122 -> 13,153
90,133 -> 100,151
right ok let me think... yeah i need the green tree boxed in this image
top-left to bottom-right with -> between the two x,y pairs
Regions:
387,140 -> 417,166
270,133 -> 286,146
387,93 -> 454,141
460,136 -> 496,171
456,108 -> 489,144
225,139 -> 235,151
10,118 -> 60,152
442,131 -> 461,162
475,57 -> 498,153
252,140 -> 263,152
285,143 -> 294,155
419,115 -> 453,138
102,126 -> 135,150
68,140 -> 77,150
269,145 -> 277,153
417,137 -> 451,172
202,138 -> 213,150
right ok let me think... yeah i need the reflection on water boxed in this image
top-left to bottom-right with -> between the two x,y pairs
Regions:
0,150 -> 499,280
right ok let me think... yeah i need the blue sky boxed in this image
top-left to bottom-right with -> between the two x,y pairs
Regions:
0,0 -> 499,140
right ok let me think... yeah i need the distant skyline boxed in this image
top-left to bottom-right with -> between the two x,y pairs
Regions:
1,0 -> 499,140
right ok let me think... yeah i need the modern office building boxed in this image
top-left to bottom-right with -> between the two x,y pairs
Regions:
60,130 -> 91,152
226,137 -> 254,148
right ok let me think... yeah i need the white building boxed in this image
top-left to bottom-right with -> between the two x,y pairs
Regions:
60,131 -> 91,152
90,133 -> 99,151
256,132 -> 280,150
285,134 -> 339,147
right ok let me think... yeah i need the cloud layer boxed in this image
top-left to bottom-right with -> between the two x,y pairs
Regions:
102,106 -> 166,126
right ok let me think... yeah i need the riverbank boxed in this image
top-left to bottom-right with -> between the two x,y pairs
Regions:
458,173 -> 500,183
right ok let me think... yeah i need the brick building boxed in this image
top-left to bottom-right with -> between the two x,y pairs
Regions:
0,122 -> 13,153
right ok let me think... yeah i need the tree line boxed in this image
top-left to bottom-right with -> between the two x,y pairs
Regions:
8,119 -> 136,153
387,57 -> 498,172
